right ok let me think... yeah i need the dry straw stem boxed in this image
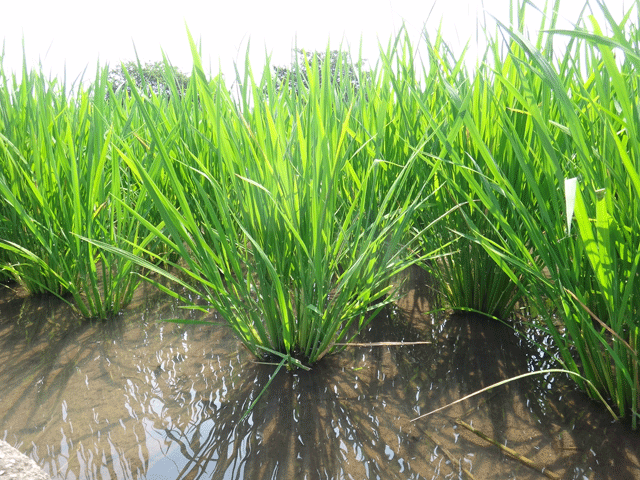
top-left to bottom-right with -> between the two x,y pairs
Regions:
455,420 -> 560,480
411,369 -> 618,421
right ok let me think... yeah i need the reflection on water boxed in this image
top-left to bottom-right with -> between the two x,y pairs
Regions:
1,271 -> 639,480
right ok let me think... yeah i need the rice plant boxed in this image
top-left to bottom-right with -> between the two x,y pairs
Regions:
413,0 -> 639,427
92,34 -> 438,370
366,25 -> 524,320
0,59 -> 155,317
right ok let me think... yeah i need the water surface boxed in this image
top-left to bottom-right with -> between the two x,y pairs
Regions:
1,271 -> 639,479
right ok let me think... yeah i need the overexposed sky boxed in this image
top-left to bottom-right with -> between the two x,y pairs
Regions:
0,0 -> 634,86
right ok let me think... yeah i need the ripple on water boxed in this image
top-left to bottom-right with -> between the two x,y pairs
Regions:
1,273 -> 639,479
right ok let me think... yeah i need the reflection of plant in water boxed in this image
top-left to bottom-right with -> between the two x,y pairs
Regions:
153,358 -> 405,479
115,306 -> 383,478
151,305 -> 600,480
3,284 -> 640,479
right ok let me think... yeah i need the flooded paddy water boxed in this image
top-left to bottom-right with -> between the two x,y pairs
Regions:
1,268 -> 639,480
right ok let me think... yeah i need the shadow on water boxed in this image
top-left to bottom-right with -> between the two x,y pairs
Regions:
1,269 -> 639,479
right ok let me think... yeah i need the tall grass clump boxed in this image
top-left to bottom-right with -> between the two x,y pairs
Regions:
100,35 -> 437,370
0,59 -> 155,317
368,26 -> 523,320
414,0 -> 638,427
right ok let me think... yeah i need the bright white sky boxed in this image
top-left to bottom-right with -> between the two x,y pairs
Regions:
0,0 -> 634,86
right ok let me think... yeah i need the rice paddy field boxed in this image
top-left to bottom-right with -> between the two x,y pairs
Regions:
1,0 -> 639,478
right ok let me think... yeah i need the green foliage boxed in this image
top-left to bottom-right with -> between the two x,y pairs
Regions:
108,59 -> 189,98
410,0 -> 639,427
269,48 -> 369,98
0,60 -> 157,317
351,24 -> 523,321
95,32 -> 436,370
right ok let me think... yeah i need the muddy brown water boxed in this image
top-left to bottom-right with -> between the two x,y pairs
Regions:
1,269 -> 639,480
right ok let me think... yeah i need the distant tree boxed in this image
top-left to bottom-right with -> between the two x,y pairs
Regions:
108,61 -> 190,99
270,49 -> 369,97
